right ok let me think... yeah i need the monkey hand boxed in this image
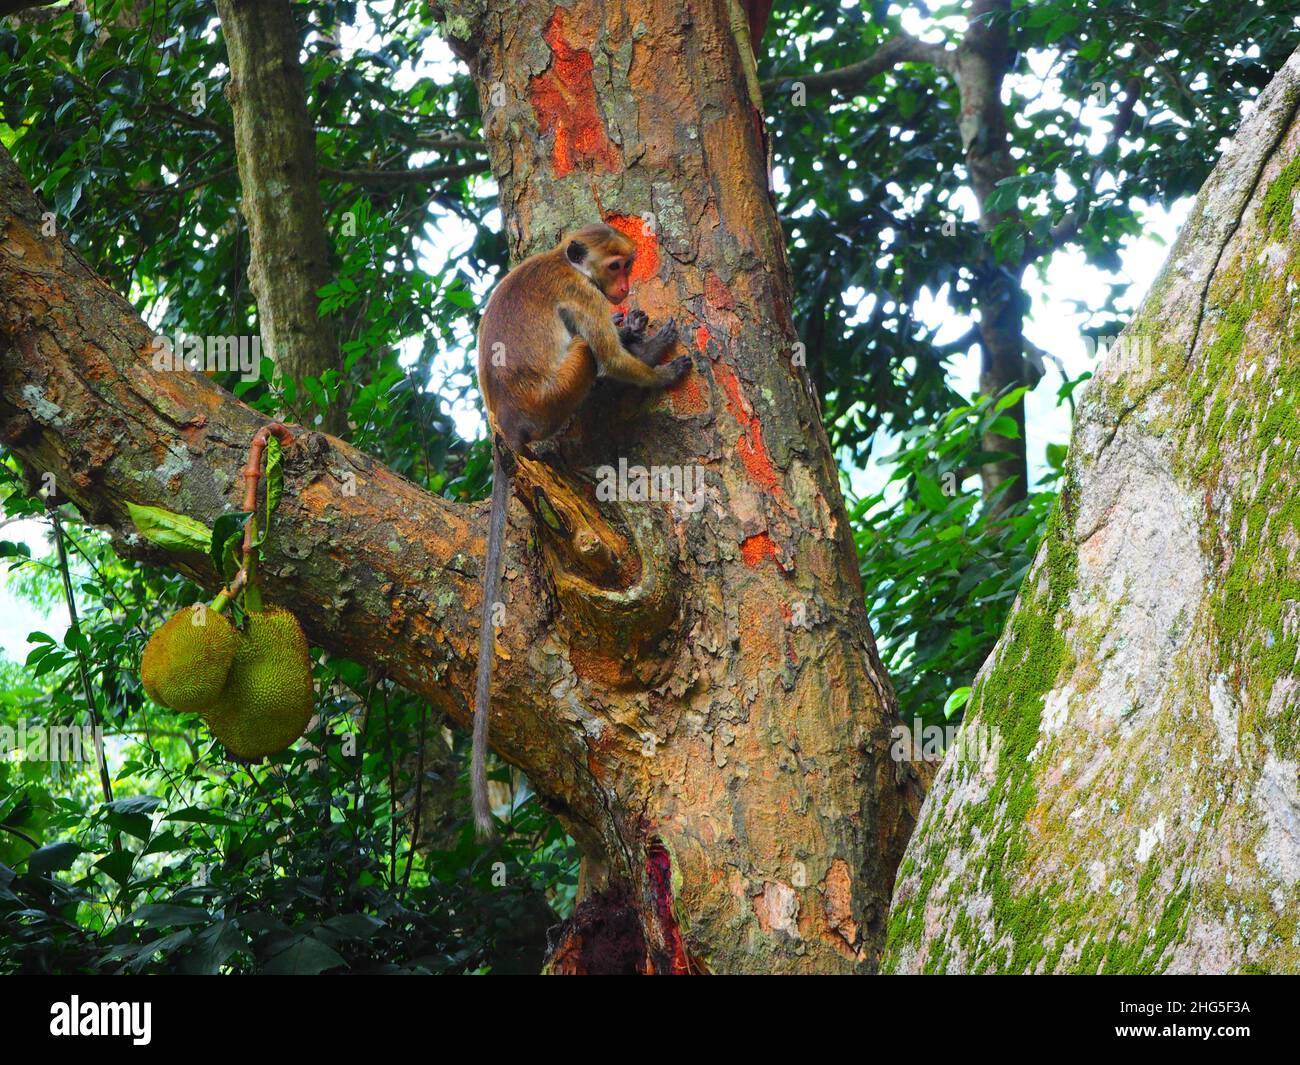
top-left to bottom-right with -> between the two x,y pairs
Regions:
614,307 -> 650,347
629,317 -> 680,366
655,354 -> 693,386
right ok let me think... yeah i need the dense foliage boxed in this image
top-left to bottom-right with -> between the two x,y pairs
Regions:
767,0 -> 1300,462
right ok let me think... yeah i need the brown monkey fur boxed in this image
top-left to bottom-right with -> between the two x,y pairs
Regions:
471,223 -> 690,838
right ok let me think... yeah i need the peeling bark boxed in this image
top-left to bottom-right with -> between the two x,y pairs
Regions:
886,48 -> 1300,974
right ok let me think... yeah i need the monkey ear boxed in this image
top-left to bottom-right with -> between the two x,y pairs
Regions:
565,239 -> 588,265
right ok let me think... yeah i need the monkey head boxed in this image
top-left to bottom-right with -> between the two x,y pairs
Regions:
564,223 -> 636,304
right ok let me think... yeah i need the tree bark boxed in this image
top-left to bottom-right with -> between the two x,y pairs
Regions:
955,0 -> 1029,513
215,0 -> 346,433
1,0 -> 921,973
885,47 -> 1300,974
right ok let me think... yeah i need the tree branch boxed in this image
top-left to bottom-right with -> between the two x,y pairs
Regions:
762,31 -> 954,96
0,0 -> 61,16
933,324 -> 981,356
217,0 -> 343,426
317,159 -> 490,185
0,143 -> 678,853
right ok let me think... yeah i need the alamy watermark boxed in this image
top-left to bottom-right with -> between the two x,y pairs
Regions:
890,719 -> 997,764
50,996 -> 151,1045
1,720 -> 104,762
594,458 -> 708,515
150,332 -> 261,381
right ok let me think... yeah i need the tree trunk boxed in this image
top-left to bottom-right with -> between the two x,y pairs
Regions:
435,0 -> 922,974
885,47 -> 1300,975
957,0 -> 1029,513
215,0 -> 346,433
0,0 -> 921,973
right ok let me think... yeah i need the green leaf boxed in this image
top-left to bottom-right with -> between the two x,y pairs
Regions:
323,913 -> 385,939
210,510 -> 251,572
255,435 -> 283,546
164,805 -> 236,826
180,920 -> 246,975
126,502 -> 212,554
106,795 -> 162,816
915,473 -> 948,511
994,387 -> 1029,413
943,686 -> 972,720
262,934 -> 346,975
126,903 -> 212,928
988,415 -> 1021,439
95,847 -> 135,887
26,840 -> 80,875
0,540 -> 31,559
105,811 -> 153,843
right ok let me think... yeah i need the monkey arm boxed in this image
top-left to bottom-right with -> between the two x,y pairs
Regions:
603,342 -> 691,387
615,309 -> 680,366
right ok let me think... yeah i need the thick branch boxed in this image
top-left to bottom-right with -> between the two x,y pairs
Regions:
1038,76 -> 1143,258
0,0 -> 61,16
0,144 -> 667,852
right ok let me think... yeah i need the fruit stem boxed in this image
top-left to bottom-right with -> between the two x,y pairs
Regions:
238,422 -> 293,613
211,568 -> 246,614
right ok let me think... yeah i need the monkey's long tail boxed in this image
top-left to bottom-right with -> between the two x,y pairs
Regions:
472,442 -> 511,841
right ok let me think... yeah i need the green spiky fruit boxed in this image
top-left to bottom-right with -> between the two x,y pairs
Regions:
202,607 -> 315,760
140,605 -> 239,713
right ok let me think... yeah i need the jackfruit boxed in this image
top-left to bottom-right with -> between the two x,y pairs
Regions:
202,607 -> 315,759
140,605 -> 239,713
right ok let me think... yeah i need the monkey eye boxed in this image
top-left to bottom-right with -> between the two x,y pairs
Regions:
608,259 -> 624,272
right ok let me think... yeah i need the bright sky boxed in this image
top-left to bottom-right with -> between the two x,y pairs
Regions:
0,6 -> 1205,663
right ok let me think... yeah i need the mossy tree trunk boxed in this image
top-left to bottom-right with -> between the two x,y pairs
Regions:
0,0 -> 921,973
886,48 -> 1300,975
215,0 -> 346,434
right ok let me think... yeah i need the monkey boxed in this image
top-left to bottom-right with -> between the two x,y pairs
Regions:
471,223 -> 691,839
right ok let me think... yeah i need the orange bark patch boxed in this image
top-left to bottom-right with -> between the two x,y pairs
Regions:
738,594 -> 782,671
713,359 -> 783,498
567,644 -> 627,690
299,479 -> 337,516
821,858 -> 862,959
681,324 -> 714,413
671,349 -> 710,416
605,214 -> 659,284
703,273 -> 742,336
528,9 -> 621,177
739,531 -> 778,568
